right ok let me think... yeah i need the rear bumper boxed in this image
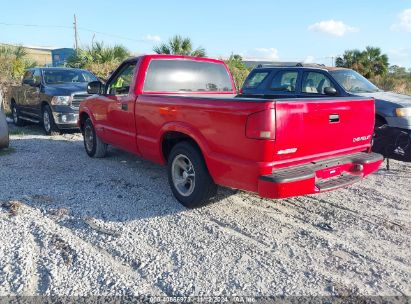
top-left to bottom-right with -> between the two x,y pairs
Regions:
258,152 -> 383,199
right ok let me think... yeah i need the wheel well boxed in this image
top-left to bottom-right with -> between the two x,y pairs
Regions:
162,131 -> 201,163
40,101 -> 49,111
79,112 -> 90,132
375,114 -> 388,126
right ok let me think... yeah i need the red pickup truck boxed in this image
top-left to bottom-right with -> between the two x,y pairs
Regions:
79,54 -> 383,208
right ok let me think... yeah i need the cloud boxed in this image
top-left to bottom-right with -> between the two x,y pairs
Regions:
143,35 -> 161,42
243,48 -> 279,61
308,20 -> 358,37
388,48 -> 411,67
391,8 -> 411,32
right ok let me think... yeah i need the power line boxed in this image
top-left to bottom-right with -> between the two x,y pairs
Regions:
0,22 -> 71,29
0,21 -> 152,45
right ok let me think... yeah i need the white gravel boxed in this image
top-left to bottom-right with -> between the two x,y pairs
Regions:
0,124 -> 410,297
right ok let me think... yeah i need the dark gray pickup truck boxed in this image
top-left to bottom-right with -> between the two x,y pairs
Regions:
10,67 -> 97,135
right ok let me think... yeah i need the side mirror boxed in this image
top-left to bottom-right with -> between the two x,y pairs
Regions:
87,81 -> 104,95
324,87 -> 337,96
23,79 -> 34,86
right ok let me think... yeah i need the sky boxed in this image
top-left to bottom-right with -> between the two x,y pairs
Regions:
1,0 -> 411,67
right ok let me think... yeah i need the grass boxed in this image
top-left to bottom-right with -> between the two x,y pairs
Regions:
8,128 -> 26,136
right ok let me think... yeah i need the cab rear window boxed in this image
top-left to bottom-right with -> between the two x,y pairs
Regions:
143,59 -> 234,93
243,72 -> 269,89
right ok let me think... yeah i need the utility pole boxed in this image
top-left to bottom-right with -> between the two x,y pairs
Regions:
73,14 -> 79,52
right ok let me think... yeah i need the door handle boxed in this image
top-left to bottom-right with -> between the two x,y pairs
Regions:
329,114 -> 340,123
121,102 -> 128,111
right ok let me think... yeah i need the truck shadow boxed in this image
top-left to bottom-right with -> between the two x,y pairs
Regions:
7,122 -> 80,136
1,136 -> 237,224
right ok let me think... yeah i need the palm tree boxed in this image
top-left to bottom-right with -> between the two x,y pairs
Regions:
336,49 -> 365,73
0,45 -> 35,80
336,47 -> 389,78
361,46 -> 389,78
0,45 -> 27,59
67,42 -> 130,68
225,54 -> 250,89
153,35 -> 206,57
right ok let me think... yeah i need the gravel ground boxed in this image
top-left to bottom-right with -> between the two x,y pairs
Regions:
0,123 -> 410,298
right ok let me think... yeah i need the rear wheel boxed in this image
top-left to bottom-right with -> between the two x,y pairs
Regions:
11,102 -> 24,126
42,105 -> 59,135
167,141 -> 217,208
83,118 -> 107,158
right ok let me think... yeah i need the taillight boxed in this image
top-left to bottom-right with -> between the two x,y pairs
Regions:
245,109 -> 276,140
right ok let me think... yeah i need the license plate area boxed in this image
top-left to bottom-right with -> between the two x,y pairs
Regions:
316,166 -> 343,179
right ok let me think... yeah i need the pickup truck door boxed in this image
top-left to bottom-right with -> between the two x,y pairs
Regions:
101,60 -> 139,154
20,69 -> 41,118
19,70 -> 34,111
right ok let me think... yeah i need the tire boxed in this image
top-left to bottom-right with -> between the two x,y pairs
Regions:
167,141 -> 217,208
11,102 -> 25,126
83,118 -> 107,158
42,105 -> 59,135
0,132 -> 9,149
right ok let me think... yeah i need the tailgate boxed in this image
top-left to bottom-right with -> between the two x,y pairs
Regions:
274,97 -> 375,164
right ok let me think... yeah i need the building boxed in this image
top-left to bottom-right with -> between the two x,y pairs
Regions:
0,44 -> 53,65
0,44 -> 75,67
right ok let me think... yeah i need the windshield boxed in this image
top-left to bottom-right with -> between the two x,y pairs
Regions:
44,69 -> 97,84
330,69 -> 380,93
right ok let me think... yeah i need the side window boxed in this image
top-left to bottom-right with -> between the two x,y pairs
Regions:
22,70 -> 34,85
107,62 -> 136,95
269,71 -> 298,92
33,69 -> 42,85
243,72 -> 269,89
302,72 -> 334,94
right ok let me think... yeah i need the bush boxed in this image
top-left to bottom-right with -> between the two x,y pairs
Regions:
372,75 -> 411,95
0,45 -> 38,113
67,42 -> 130,81
225,54 -> 251,90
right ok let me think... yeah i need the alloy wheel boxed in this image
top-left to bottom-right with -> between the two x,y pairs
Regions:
171,154 -> 196,197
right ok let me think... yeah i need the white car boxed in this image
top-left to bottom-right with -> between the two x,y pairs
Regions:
0,109 -> 9,149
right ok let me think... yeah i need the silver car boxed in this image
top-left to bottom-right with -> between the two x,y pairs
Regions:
0,109 -> 9,149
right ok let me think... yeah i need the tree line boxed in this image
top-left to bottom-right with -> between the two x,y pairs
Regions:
335,46 -> 411,94
1,36 -> 410,95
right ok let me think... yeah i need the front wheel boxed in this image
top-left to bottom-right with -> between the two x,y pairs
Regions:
83,118 -> 107,158
167,142 -> 217,208
11,103 -> 25,126
42,105 -> 59,135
